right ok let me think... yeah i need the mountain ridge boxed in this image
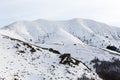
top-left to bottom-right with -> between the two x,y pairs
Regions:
1,18 -> 120,47
1,18 -> 120,80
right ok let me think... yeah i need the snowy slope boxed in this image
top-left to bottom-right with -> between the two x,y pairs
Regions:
2,18 -> 120,48
1,18 -> 120,80
0,35 -> 101,80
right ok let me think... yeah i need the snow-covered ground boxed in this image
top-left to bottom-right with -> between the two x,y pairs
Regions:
0,35 -> 101,80
1,18 -> 120,80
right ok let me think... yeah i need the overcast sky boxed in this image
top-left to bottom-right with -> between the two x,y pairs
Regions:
0,0 -> 120,27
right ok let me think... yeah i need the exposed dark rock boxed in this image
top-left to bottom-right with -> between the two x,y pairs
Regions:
59,53 -> 80,66
18,50 -> 25,53
49,48 -> 60,54
77,74 -> 95,80
106,45 -> 117,51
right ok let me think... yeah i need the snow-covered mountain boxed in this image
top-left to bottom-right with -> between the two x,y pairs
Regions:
2,18 -> 120,47
1,18 -> 120,80
0,35 -> 102,80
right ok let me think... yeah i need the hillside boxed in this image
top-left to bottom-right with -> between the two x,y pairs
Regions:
0,35 -> 101,80
1,18 -> 120,80
1,18 -> 120,47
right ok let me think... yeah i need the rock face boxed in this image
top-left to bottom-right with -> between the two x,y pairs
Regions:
59,53 -> 80,66
1,18 -> 120,80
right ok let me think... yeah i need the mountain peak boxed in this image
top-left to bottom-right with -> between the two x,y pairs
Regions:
1,18 -> 120,47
